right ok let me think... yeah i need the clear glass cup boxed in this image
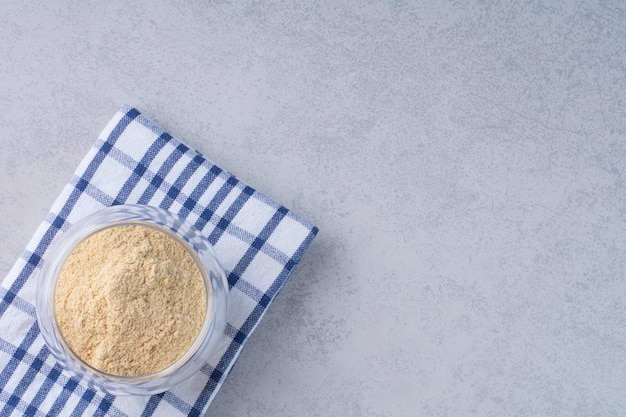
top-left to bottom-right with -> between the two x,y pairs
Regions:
36,204 -> 229,396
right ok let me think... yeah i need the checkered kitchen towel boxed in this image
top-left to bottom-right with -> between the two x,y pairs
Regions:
0,105 -> 318,416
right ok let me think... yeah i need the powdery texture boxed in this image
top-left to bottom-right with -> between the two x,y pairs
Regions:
55,224 -> 207,377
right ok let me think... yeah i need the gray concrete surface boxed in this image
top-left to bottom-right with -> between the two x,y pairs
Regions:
1,1 -> 625,416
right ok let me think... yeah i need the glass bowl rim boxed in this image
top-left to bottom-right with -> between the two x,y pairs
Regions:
36,204 -> 229,395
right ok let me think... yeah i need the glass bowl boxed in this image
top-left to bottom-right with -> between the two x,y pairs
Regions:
36,204 -> 229,396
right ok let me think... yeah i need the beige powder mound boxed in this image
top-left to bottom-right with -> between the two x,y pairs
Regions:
55,224 -> 207,377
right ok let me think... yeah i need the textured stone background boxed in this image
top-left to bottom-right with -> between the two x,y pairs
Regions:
1,1 -> 625,416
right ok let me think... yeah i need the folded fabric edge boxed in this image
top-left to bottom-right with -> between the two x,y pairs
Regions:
201,225 -> 318,413
119,104 -> 319,235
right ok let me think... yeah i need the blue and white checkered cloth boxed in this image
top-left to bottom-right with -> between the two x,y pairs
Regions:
0,105 -> 318,416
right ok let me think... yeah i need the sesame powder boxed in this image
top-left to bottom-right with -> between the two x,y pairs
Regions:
54,224 -> 207,377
